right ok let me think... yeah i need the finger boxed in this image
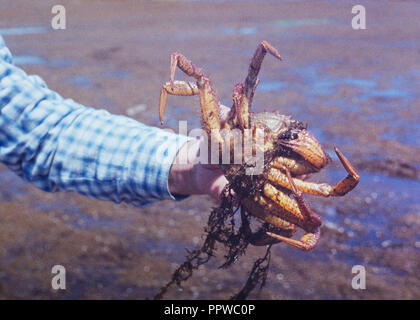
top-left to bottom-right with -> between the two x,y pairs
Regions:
209,174 -> 229,202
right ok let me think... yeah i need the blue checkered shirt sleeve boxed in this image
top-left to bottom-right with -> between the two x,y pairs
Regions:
0,36 -> 190,206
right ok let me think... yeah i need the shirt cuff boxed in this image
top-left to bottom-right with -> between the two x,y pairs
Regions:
153,131 -> 192,202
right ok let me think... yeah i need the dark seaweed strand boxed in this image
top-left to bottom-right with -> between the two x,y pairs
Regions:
153,185 -> 239,300
154,161 -> 271,300
225,126 -> 307,299
230,244 -> 272,300
154,126 -> 303,300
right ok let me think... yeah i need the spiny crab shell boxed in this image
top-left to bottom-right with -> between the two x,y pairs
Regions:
220,111 -> 331,248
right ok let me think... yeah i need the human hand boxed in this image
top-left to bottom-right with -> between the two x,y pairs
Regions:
168,105 -> 231,202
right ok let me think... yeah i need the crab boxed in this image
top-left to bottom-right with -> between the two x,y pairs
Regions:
158,41 -> 360,251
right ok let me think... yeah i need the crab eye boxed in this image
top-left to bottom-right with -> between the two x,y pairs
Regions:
278,130 -> 299,141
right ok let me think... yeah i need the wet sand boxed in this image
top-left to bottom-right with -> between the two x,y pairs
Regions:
0,0 -> 419,299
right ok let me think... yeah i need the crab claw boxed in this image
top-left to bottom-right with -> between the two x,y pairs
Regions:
329,147 -> 360,196
278,130 -> 328,170
266,228 -> 320,251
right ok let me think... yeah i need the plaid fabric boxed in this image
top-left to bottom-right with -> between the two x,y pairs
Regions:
0,35 -> 189,206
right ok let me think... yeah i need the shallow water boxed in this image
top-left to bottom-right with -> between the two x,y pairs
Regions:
0,26 -> 47,36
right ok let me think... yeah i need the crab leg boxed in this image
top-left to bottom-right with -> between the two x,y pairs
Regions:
170,52 -> 205,86
242,197 -> 296,232
263,172 -> 321,227
159,81 -> 199,124
267,167 -> 332,197
240,207 -> 281,246
161,52 -> 225,145
231,82 -> 246,129
245,41 -> 282,101
268,148 -> 360,197
170,53 -> 221,134
329,147 -> 360,196
266,229 -> 321,251
266,170 -> 321,251
271,156 -> 317,176
240,202 -> 296,246
231,41 -> 282,130
263,183 -> 305,224
284,169 -> 322,229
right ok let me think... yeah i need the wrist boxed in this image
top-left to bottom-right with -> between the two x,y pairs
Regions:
168,139 -> 201,197
168,138 -> 228,201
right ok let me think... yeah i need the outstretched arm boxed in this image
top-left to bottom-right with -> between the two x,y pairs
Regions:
0,36 -> 225,206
